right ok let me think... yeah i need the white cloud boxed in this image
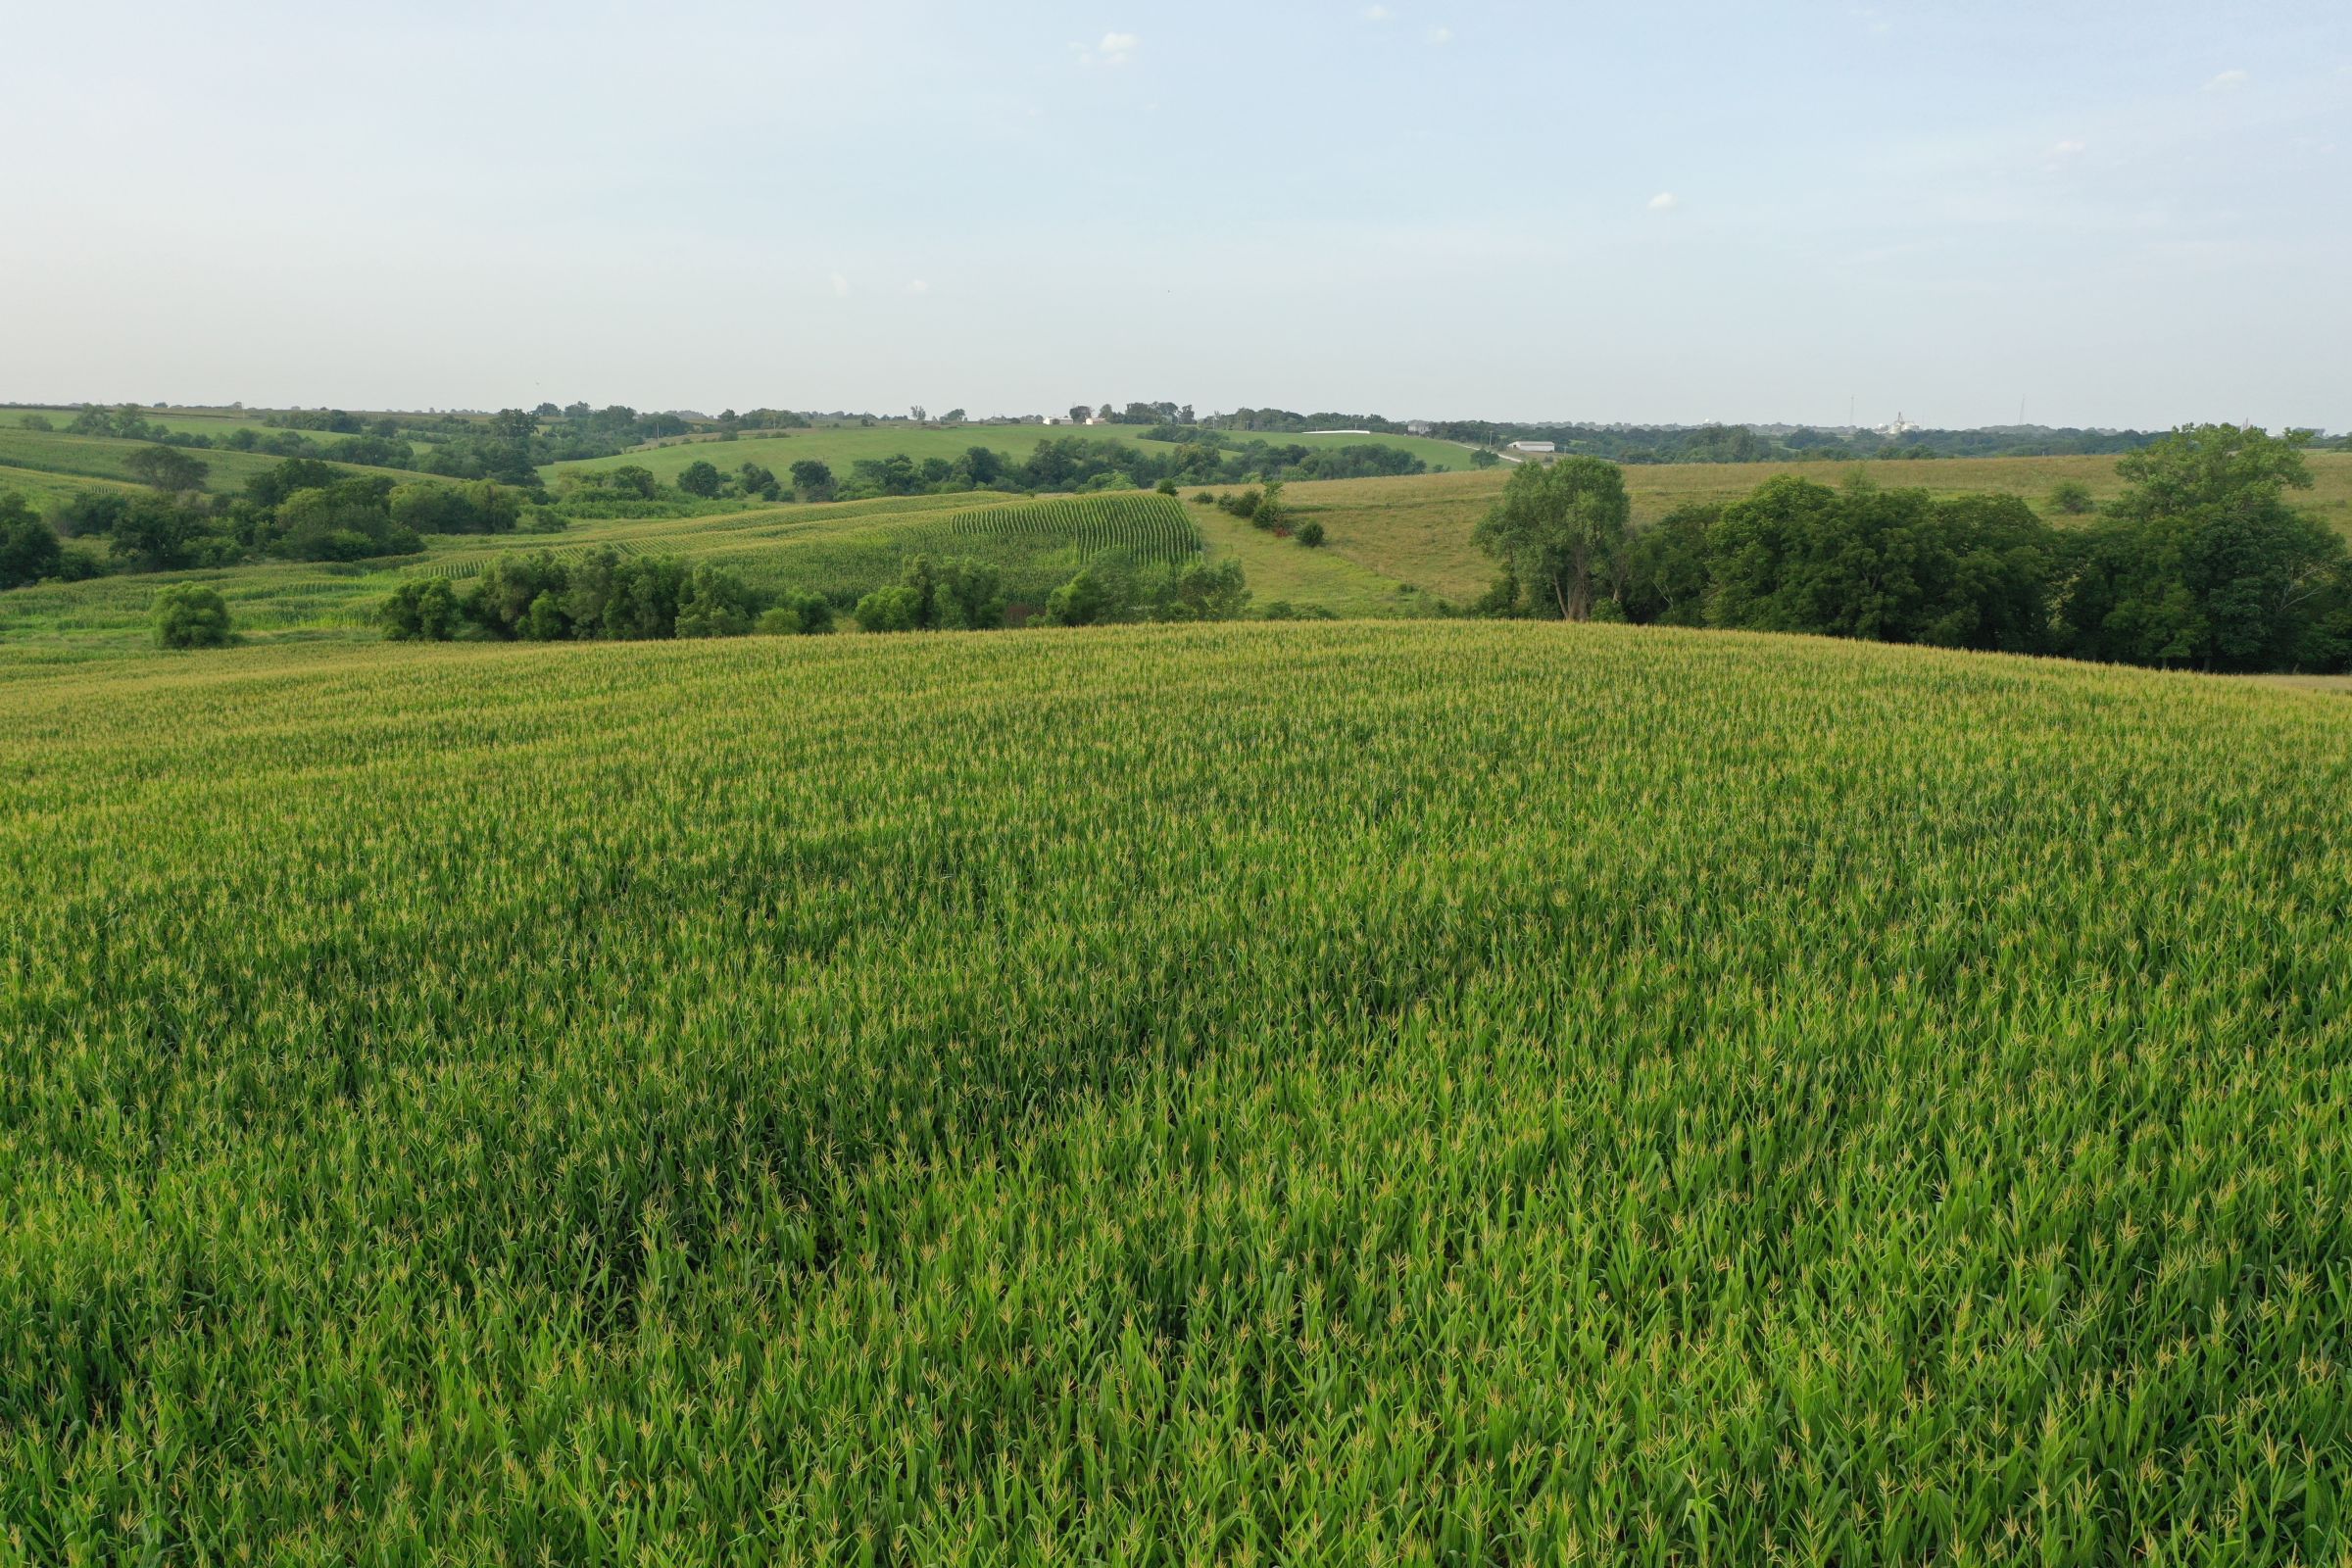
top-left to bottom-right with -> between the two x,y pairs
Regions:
1647,191 -> 1679,212
830,272 -> 850,298
1079,30 -> 1139,68
1426,24 -> 1453,45
2040,138 -> 2087,172
906,279 -> 930,295
2204,68 -> 2249,92
1363,5 -> 1391,19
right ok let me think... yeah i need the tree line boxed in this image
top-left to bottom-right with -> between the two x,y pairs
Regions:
1473,425 -> 2352,673
0,458 -> 537,587
380,548 -> 1254,643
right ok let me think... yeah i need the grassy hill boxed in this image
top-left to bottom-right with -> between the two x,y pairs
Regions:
1289,451 -> 2352,605
4,620 -> 2349,1559
549,421 -> 1475,487
0,422 -> 424,497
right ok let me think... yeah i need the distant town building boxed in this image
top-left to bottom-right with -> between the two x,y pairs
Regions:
1405,420 -> 1433,436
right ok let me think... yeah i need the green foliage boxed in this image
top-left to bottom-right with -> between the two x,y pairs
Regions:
378,578 -> 465,641
1472,456 -> 1631,620
2047,479 -> 2096,514
1295,518 -> 1326,548
388,480 -> 521,535
1038,564 -> 1118,626
0,493 -> 64,589
271,478 -> 423,562
677,459 -> 723,499
789,459 -> 837,502
2061,425 -> 2349,670
148,581 -> 230,647
4,625 -> 2352,1558
1615,503 -> 1717,627
1705,475 -> 2059,652
943,492 -> 1200,568
757,591 -> 835,635
853,582 -> 924,632
674,563 -> 757,638
123,443 -> 209,492
932,558 -> 1006,630
605,465 -> 661,500
1170,558 -> 1250,621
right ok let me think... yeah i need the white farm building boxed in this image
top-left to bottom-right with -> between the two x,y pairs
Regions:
1507,440 -> 1556,454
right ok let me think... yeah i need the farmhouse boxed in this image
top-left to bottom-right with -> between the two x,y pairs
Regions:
1507,440 -> 1556,454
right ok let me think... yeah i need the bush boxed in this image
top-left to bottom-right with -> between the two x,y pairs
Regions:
1155,478 -> 1179,496
854,584 -> 924,633
758,591 -> 836,636
1191,491 -> 1215,506
2047,480 -> 2095,515
0,494 -> 63,588
677,460 -> 723,499
379,579 -> 464,641
674,563 -> 756,638
20,414 -> 52,432
151,583 -> 232,648
1295,519 -> 1326,548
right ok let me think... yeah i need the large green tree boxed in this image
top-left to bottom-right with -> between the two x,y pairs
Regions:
124,444 -> 209,492
0,493 -> 64,588
2060,424 -> 2349,671
1472,457 -> 1630,620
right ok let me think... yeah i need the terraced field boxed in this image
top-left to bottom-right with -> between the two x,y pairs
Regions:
4,621 -> 2349,1560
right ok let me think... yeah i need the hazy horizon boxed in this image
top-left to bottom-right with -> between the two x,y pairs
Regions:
6,0 -> 2347,430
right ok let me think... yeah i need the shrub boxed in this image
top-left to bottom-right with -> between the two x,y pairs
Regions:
1154,478 -> 1179,496
0,494 -> 63,589
677,460 -> 723,498
854,584 -> 924,632
674,564 -> 757,638
758,591 -> 836,636
1191,491 -> 1215,505
1295,519 -> 1326,548
379,579 -> 464,641
2047,480 -> 2095,515
151,583 -> 232,648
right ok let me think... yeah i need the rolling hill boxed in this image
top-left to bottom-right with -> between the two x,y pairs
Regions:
546,420 -> 1476,487
4,620 -> 2348,1559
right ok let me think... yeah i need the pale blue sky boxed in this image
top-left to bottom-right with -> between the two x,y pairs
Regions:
5,1 -> 2346,428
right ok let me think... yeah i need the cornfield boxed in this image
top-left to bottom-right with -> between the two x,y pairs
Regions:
943,491 -> 1200,565
2,621 -> 2349,1564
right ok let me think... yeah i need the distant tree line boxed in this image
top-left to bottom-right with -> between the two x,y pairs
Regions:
1440,419 -> 2166,466
1475,425 -> 2352,673
817,437 -> 1422,503
0,458 -> 540,584
381,546 -> 1254,643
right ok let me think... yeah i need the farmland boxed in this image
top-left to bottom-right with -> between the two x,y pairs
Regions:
551,421 -> 1473,488
1288,451 -> 2352,605
4,620 -> 2350,1561
0,423 -> 420,496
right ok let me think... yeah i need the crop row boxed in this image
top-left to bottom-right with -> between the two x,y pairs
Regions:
2,624 -> 2349,1562
943,491 -> 1200,566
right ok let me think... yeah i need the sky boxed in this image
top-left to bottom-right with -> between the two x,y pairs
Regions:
3,0 -> 2347,430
